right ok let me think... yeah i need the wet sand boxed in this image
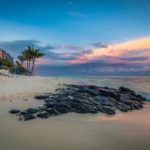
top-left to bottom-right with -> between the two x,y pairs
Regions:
0,98 -> 150,150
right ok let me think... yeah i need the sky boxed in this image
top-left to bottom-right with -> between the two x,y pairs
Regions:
0,0 -> 150,76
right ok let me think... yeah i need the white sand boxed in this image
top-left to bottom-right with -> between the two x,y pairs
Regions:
0,75 -> 75,101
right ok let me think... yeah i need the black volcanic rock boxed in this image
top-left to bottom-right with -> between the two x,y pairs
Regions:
23,114 -> 36,121
119,87 -> 135,95
9,109 -> 20,114
35,95 -> 49,100
9,85 -> 146,121
103,106 -> 116,115
26,108 -> 39,114
37,112 -> 49,118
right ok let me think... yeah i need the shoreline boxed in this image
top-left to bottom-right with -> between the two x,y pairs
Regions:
0,75 -> 150,101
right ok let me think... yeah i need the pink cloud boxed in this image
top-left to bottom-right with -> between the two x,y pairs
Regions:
36,58 -> 52,65
68,37 -> 150,64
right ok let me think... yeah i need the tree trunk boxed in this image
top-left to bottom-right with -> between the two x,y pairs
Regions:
29,60 -> 31,75
33,60 -> 35,76
26,60 -> 29,75
31,58 -> 35,76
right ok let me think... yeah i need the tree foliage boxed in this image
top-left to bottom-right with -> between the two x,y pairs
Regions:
17,46 -> 44,76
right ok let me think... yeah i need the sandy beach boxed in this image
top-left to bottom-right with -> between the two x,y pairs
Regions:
0,75 -> 76,101
1,75 -> 150,101
0,75 -> 150,150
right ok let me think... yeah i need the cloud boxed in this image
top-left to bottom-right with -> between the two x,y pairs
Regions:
0,40 -> 66,65
0,39 -> 92,64
69,37 -> 150,64
0,40 -> 38,53
52,49 -> 92,61
36,58 -> 52,65
0,39 -> 61,64
61,45 -> 83,51
91,42 -> 108,48
0,40 -> 57,56
64,37 -> 150,75
48,44 -> 93,61
119,56 -> 150,62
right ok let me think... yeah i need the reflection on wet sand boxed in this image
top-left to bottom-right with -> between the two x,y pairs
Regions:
0,100 -> 150,150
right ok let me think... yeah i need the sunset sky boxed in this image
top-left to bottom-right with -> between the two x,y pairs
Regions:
0,0 -> 150,76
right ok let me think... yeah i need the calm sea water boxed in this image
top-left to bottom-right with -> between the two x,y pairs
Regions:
65,76 -> 150,100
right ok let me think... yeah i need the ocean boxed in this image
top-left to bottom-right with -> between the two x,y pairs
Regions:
61,76 -> 150,100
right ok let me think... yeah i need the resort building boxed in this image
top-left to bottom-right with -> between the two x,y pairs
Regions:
0,48 -> 13,61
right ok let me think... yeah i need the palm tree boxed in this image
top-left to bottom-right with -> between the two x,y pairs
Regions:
20,50 -> 29,75
30,48 -> 44,76
18,49 -> 31,75
25,46 -> 33,74
18,46 -> 44,76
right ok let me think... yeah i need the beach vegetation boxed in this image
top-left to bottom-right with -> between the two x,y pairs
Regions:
0,57 -> 14,71
18,46 -> 44,76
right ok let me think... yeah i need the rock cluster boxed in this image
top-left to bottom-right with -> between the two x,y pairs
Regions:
9,85 -> 146,121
